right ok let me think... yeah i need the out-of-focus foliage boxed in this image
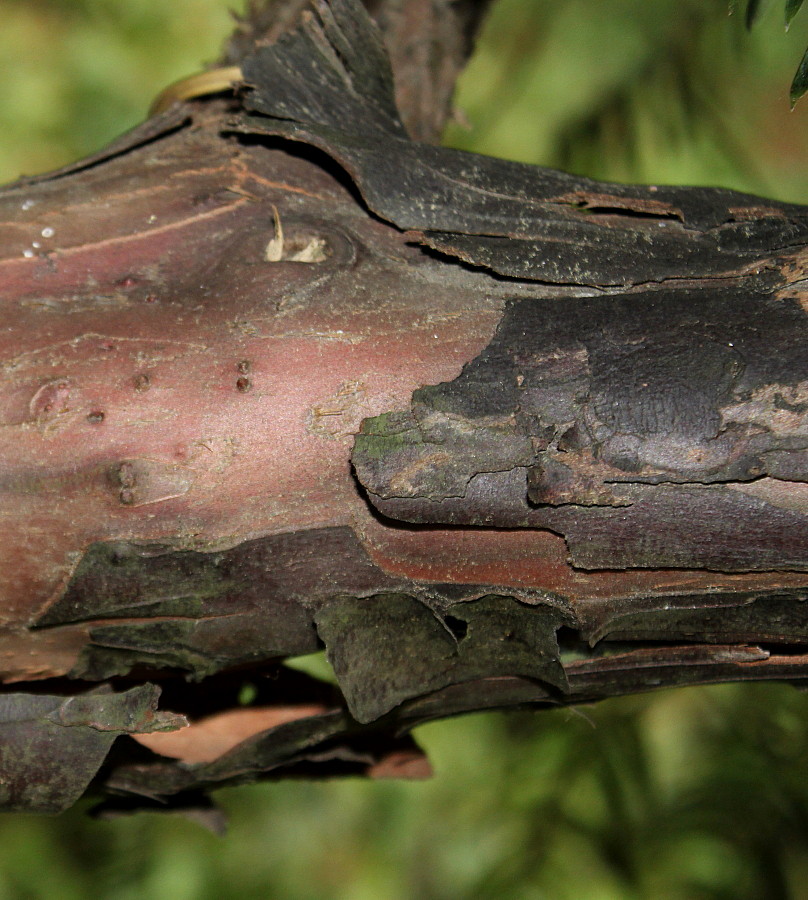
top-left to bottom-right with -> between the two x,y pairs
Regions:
444,0 -> 807,203
0,0 -> 236,181
0,2 -> 807,898
786,0 -> 805,27
2,683 -> 808,899
744,0 -> 807,105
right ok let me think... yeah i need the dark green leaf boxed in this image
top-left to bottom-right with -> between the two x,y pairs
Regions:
786,0 -> 804,27
791,45 -> 808,106
746,0 -> 766,28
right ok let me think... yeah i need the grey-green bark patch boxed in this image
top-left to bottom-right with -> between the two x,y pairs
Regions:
354,407 -> 535,501
39,527 -> 406,680
72,621 -> 220,680
352,410 -> 424,461
0,684 -> 184,813
315,593 -> 571,723
72,616 -> 297,682
36,541 -> 232,627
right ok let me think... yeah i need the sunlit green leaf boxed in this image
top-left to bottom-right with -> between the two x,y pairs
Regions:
790,44 -> 808,106
785,0 -> 804,27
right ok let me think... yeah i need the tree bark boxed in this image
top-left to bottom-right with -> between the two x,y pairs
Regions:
0,0 -> 806,817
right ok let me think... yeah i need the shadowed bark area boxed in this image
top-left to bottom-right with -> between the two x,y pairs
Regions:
0,0 -> 806,817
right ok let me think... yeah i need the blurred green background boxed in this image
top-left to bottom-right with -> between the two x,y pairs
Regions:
1,1 -> 808,897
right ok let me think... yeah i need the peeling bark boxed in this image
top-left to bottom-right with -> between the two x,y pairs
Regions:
0,0 -> 806,816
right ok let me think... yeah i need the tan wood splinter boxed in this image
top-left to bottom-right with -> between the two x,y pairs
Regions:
148,65 -> 244,117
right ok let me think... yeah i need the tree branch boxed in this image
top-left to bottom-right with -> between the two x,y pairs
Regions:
0,0 -> 805,816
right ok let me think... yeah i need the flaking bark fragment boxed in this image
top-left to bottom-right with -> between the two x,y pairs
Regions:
315,593 -> 571,723
0,685 -> 184,813
584,588 -> 808,646
353,286 -> 808,571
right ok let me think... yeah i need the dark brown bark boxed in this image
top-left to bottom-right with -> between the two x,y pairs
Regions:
0,0 -> 806,817
223,0 -> 493,141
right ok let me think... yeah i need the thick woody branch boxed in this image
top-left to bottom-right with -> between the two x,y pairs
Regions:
0,0 -> 805,816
